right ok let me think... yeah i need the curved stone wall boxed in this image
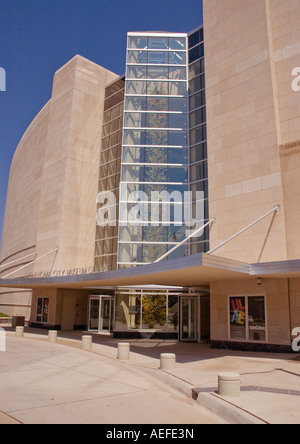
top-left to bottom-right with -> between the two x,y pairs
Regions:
0,55 -> 118,318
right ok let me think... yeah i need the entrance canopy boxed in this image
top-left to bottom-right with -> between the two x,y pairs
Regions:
0,253 -> 248,290
2,253 -> 300,291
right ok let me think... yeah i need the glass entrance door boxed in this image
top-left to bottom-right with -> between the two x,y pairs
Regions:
89,297 -> 100,331
100,297 -> 112,331
88,296 -> 113,332
180,297 -> 199,342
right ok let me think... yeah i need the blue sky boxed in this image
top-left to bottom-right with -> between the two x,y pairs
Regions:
0,0 -> 203,240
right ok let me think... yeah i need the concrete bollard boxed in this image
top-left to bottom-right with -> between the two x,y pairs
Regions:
15,326 -> 24,338
48,330 -> 58,343
218,372 -> 241,397
82,335 -> 92,350
160,353 -> 176,370
117,342 -> 130,360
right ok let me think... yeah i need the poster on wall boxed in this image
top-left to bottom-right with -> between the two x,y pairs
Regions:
229,297 -> 246,340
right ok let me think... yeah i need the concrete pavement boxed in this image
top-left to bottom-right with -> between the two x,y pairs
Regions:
1,327 -> 300,424
0,333 -> 222,425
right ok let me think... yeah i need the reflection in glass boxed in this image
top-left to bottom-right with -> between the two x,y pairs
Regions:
89,298 -> 100,330
189,59 -> 205,80
118,243 -> 143,263
168,131 -> 187,146
189,74 -> 205,94
143,244 -> 167,264
230,297 -> 246,341
248,297 -> 266,342
147,97 -> 168,112
169,37 -> 186,50
168,244 -> 189,260
127,66 -> 147,79
168,225 -> 186,243
190,125 -> 206,146
148,37 -> 169,50
123,129 -> 146,146
189,30 -> 201,49
115,291 -> 179,332
144,146 -> 168,164
169,97 -> 188,112
123,146 -> 144,164
115,293 -> 141,330
127,50 -> 147,64
190,143 -> 207,164
126,80 -> 147,95
190,107 -> 206,128
123,146 -> 187,165
169,51 -> 186,65
190,242 -> 209,254
125,97 -> 147,111
145,130 -> 168,146
168,148 -> 188,164
142,293 -> 166,328
146,113 -> 168,129
128,37 -> 147,49
169,113 -> 187,129
190,90 -> 206,111
148,51 -> 169,65
144,183 -> 168,196
169,66 -> 187,80
181,298 -> 198,340
190,180 -> 208,195
190,162 -> 208,182
147,81 -> 169,95
118,225 -> 143,242
143,225 -> 168,242
166,185 -> 188,200
167,296 -> 179,331
124,113 -> 146,128
144,166 -> 168,182
168,166 -> 188,183
169,82 -> 187,96
122,165 -> 142,182
147,67 -> 169,79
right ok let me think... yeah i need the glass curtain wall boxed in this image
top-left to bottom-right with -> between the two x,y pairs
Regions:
95,77 -> 125,271
188,26 -> 210,253
115,288 -> 180,333
118,33 -> 189,268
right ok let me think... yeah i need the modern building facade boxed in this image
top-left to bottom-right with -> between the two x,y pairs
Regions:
1,0 -> 300,351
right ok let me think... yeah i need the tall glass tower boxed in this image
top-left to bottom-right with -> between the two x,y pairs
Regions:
118,32 -> 190,268
188,26 -> 209,255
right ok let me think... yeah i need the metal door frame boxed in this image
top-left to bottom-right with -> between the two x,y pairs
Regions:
99,297 -> 113,332
180,296 -> 200,342
88,296 -> 113,333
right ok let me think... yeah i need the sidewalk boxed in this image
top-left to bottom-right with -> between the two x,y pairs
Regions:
3,327 -> 300,424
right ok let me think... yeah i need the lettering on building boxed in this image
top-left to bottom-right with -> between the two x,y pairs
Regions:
24,266 -> 100,279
